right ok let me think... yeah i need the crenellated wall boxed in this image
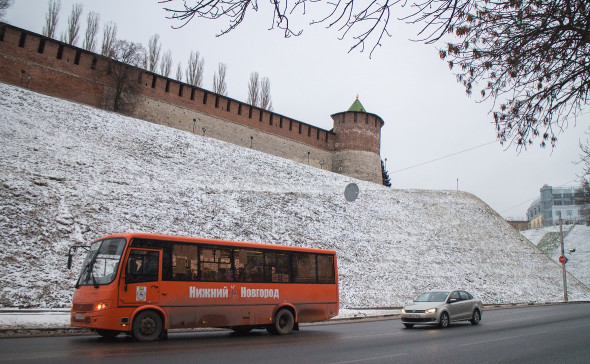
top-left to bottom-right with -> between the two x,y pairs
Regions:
0,22 -> 384,184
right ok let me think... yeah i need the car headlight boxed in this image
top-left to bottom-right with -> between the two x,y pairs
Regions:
425,308 -> 436,314
402,309 -> 407,314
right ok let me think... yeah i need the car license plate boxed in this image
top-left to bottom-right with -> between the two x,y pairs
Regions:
75,313 -> 85,320
407,314 -> 418,318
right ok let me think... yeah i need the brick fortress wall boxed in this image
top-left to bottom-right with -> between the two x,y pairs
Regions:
0,23 -> 383,184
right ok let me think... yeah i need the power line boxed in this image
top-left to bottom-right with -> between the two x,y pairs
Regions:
390,140 -> 497,174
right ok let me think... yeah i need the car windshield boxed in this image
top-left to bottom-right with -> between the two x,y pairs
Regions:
415,291 -> 450,302
77,238 -> 126,287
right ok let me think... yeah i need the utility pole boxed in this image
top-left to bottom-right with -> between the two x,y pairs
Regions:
558,212 -> 568,302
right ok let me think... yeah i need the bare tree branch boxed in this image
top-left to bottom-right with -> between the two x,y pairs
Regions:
65,3 -> 83,46
83,11 -> 100,52
42,0 -> 61,38
213,62 -> 228,95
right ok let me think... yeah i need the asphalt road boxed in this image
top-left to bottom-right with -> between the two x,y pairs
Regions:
1,303 -> 589,364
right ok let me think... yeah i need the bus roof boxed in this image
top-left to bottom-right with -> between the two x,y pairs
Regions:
95,232 -> 337,255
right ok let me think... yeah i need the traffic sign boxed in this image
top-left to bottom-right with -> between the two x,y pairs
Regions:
559,256 -> 567,264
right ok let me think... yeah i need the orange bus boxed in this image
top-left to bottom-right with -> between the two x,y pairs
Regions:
68,233 -> 339,341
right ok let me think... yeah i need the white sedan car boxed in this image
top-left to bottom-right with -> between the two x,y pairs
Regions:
401,290 -> 483,328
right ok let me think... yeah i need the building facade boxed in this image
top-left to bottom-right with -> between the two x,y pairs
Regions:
0,22 -> 385,184
526,185 -> 586,228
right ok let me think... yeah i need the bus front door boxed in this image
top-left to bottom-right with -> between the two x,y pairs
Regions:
120,249 -> 161,305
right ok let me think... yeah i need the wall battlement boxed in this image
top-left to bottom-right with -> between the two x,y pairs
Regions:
0,22 -> 384,184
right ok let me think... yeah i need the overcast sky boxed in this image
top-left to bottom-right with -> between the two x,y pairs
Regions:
5,0 -> 590,219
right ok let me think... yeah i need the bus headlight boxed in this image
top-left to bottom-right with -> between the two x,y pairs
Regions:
94,302 -> 109,311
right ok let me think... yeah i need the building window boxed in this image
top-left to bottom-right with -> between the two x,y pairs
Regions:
190,87 -> 196,100
238,104 -> 242,115
57,44 -> 64,59
151,75 -> 157,88
91,56 -> 97,70
202,92 -> 208,104
269,114 -> 273,126
215,95 -> 219,108
178,84 -> 183,97
0,26 -> 6,42
226,99 -> 231,112
165,79 -> 170,92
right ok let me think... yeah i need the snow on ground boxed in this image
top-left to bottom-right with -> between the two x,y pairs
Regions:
522,225 -> 590,287
1,82 -> 589,312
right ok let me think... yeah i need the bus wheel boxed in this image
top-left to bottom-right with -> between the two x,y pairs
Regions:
272,309 -> 295,335
132,310 -> 163,342
96,329 -> 120,339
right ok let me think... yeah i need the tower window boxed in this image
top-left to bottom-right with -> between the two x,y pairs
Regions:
37,39 -> 46,53
18,32 -> 26,47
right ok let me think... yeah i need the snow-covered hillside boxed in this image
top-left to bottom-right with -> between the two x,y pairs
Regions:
1,82 -> 589,308
522,225 -> 590,287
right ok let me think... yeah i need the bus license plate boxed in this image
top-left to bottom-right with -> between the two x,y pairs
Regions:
75,313 -> 85,320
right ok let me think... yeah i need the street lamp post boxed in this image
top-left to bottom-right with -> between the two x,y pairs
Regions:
307,151 -> 310,164
250,136 -> 253,148
192,118 -> 196,133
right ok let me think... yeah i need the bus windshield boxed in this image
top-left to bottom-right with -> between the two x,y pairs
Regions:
77,238 -> 126,287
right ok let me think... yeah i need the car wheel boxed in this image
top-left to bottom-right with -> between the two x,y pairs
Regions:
132,310 -> 163,342
470,309 -> 481,325
403,323 -> 414,328
438,312 -> 449,328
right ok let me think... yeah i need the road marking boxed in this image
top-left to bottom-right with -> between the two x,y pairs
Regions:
343,331 -> 403,340
329,352 -> 409,363
485,311 -> 571,325
459,330 -> 548,346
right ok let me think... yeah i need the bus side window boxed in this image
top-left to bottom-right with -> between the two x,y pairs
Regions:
126,250 -> 159,283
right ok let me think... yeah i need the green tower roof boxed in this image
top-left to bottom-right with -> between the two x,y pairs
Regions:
348,97 -> 366,112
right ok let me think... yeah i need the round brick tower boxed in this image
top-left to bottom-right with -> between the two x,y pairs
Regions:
331,97 -> 384,184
